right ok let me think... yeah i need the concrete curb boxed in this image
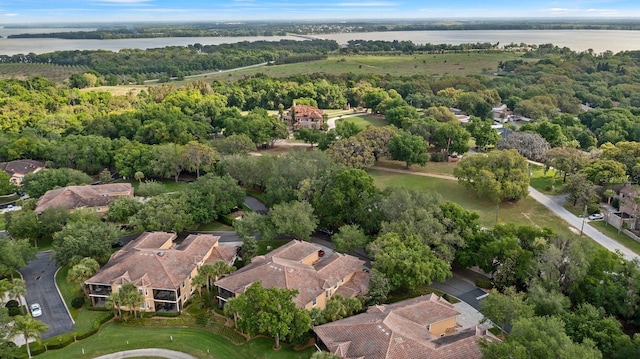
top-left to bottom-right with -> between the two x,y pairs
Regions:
53,265 -> 75,325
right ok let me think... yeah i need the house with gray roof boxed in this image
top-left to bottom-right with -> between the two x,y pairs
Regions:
0,159 -> 45,186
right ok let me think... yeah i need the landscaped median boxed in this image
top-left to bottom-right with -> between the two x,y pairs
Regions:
29,265 -> 314,358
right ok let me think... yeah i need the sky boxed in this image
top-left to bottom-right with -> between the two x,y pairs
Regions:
1,0 -> 640,24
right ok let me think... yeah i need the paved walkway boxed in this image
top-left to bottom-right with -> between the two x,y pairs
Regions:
93,348 -> 197,359
370,166 -> 639,261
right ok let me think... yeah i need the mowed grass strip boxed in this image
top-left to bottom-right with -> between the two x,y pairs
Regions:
369,169 -> 581,240
374,158 -> 457,176
339,114 -> 387,129
589,220 -> 640,255
36,323 -> 314,359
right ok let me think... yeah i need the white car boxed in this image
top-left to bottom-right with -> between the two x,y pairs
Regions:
30,303 -> 42,317
588,213 -> 604,220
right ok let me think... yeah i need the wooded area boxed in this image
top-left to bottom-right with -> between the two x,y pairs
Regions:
2,38 -> 640,358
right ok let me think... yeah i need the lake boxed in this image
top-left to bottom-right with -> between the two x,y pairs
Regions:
0,28 -> 639,55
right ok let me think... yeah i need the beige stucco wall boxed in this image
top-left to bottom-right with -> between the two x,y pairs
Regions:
428,317 -> 457,337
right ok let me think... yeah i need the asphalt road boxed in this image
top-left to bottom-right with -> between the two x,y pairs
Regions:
528,186 -> 638,261
431,268 -> 489,310
244,195 -> 268,214
19,251 -> 75,339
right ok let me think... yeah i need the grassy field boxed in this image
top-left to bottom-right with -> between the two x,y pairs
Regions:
529,164 -> 564,195
36,324 -> 314,359
85,51 -> 526,95
369,169 -> 581,239
203,52 -> 523,82
374,158 -> 457,176
0,63 -> 90,83
338,114 -> 387,129
589,220 -> 640,255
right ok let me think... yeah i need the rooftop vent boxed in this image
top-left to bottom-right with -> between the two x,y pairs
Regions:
157,251 -> 165,257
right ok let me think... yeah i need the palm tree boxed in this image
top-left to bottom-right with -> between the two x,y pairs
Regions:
67,258 -> 100,298
199,261 -> 236,292
9,279 -> 26,315
191,274 -> 207,297
119,283 -> 143,319
106,291 -> 123,318
11,315 -> 49,359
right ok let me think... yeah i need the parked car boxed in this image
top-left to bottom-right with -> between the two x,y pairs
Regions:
588,213 -> 604,220
30,303 -> 42,317
318,228 -> 334,236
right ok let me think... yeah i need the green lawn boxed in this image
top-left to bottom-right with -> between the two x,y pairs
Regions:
589,220 -> 640,255
36,324 -> 314,359
375,158 -> 457,177
55,265 -> 108,333
529,164 -> 563,195
369,169 -> 581,239
337,114 -> 387,129
257,239 -> 291,255
204,52 -> 523,82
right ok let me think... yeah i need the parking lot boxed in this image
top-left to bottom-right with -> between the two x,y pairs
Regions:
19,251 -> 75,339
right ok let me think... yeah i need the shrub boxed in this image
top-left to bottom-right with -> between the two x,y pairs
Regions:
45,334 -> 74,350
476,278 -> 493,289
219,214 -> 234,226
5,300 -> 19,308
154,311 -> 180,318
88,305 -> 110,311
430,152 -> 447,162
71,297 -> 85,309
7,306 -> 21,316
29,343 -> 46,356
136,180 -> 164,197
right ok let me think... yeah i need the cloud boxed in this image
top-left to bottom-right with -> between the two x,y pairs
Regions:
5,13 -> 18,16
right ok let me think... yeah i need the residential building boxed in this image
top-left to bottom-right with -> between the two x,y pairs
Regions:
282,104 -> 325,129
34,183 -> 134,213
215,239 -> 369,310
86,232 -> 237,312
0,159 -> 45,186
314,294 -> 498,359
616,184 -> 640,230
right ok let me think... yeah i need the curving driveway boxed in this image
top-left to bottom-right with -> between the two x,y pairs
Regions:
19,251 -> 75,339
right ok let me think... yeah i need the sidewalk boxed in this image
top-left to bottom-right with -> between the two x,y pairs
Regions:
93,348 -> 197,359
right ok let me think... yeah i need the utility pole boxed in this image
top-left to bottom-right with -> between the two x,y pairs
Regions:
580,204 -> 588,237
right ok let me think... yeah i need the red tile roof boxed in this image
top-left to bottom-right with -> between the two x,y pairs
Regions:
35,183 -> 133,213
87,232 -> 222,290
314,294 -> 498,359
215,240 -> 367,307
291,104 -> 324,120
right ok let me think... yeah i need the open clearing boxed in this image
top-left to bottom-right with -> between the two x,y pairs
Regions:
369,169 -> 584,241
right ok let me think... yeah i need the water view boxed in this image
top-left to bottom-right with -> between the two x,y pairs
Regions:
0,28 -> 639,55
